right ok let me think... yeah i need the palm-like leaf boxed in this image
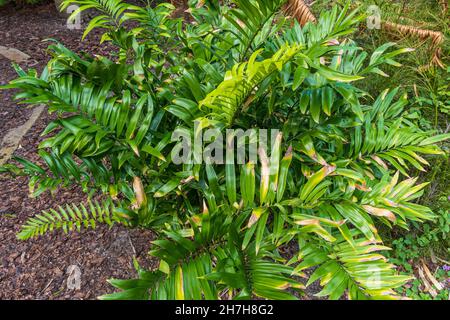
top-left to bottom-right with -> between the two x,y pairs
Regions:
60,0 -> 141,39
199,43 -> 303,126
296,232 -> 412,300
17,200 -> 121,240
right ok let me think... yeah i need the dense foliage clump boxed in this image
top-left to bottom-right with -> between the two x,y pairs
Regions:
2,0 -> 449,300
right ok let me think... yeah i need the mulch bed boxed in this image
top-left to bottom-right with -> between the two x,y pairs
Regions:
0,1 -> 156,300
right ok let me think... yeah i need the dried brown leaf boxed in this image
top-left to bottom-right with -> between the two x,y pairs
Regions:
284,0 -> 316,26
383,21 -> 445,68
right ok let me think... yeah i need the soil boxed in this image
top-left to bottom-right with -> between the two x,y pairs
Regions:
0,1 -> 156,300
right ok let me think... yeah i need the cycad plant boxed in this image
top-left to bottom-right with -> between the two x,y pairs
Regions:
2,0 -> 449,300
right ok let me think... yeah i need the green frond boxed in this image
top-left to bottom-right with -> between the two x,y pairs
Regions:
199,43 -> 303,126
348,90 -> 448,175
5,46 -> 163,164
296,233 -> 413,300
276,3 -> 362,51
60,0 -> 141,39
225,0 -> 288,60
289,171 -> 437,240
103,243 -> 302,300
17,200 -> 121,240
100,270 -> 164,300
11,152 -> 96,197
103,207 -> 302,300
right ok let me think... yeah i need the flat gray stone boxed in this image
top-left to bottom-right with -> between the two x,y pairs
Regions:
0,105 -> 45,165
0,46 -> 31,63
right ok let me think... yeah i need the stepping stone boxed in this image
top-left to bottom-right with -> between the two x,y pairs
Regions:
0,105 -> 45,165
0,46 -> 30,63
